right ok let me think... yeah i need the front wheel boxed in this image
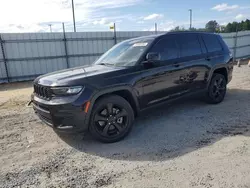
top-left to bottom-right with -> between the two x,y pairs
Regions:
89,95 -> 134,143
204,73 -> 227,104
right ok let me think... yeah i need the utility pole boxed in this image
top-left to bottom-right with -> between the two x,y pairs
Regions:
71,0 -> 76,32
189,9 -> 192,30
114,23 -> 117,45
48,24 -> 52,32
62,23 -> 69,68
155,23 -> 157,34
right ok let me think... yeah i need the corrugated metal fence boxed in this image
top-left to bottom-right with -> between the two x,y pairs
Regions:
0,30 -> 250,83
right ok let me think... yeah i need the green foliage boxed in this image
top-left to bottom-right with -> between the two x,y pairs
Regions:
205,20 -> 219,32
169,19 -> 250,33
242,19 -> 250,30
220,19 -> 250,33
170,26 -> 205,32
171,26 -> 186,31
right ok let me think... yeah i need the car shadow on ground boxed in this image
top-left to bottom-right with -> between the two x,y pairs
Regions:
57,88 -> 250,161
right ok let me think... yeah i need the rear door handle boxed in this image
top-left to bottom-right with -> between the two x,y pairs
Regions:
205,57 -> 211,61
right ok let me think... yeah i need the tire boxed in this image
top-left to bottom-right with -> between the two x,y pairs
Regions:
204,73 -> 227,104
89,95 -> 134,143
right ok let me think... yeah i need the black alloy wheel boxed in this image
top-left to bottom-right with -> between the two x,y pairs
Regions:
89,95 -> 134,143
205,73 -> 227,104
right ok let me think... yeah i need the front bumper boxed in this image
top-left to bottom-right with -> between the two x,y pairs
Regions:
31,93 -> 91,133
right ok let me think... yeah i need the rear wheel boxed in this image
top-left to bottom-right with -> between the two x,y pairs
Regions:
205,73 -> 227,104
89,95 -> 134,143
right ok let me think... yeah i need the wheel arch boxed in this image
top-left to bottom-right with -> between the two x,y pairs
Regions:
84,86 -> 140,126
213,67 -> 228,82
207,65 -> 228,87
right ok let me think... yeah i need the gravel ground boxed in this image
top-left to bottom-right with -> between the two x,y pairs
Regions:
0,66 -> 250,188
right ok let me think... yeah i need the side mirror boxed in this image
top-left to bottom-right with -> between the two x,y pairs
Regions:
146,52 -> 160,62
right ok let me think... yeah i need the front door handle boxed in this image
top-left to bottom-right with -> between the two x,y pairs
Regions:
205,57 -> 211,61
173,62 -> 180,67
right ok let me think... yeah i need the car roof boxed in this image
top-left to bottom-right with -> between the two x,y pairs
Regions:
127,31 -> 220,42
165,31 -> 219,35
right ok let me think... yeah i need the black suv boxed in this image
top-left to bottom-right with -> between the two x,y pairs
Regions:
32,32 -> 233,143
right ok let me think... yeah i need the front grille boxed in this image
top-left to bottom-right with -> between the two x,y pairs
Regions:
34,84 -> 52,99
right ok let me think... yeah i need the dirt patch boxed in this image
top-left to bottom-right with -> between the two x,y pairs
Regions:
0,98 -> 29,109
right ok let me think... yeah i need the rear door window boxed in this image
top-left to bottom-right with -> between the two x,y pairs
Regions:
178,33 -> 202,58
202,34 -> 222,53
149,35 -> 179,61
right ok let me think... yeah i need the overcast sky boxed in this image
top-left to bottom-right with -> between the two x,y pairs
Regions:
0,0 -> 249,33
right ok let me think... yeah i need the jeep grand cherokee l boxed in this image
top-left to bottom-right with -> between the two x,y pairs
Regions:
31,32 -> 233,143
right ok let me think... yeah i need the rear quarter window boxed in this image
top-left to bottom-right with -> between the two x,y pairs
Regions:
202,34 -> 222,53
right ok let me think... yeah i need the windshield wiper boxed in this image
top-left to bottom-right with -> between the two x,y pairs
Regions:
98,63 -> 114,66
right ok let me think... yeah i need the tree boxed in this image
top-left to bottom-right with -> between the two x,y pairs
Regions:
173,26 -> 181,31
196,28 -> 206,32
238,21 -> 244,31
171,26 -> 186,31
205,20 -> 219,32
219,25 -> 226,33
190,27 -> 197,31
242,19 -> 250,31
231,22 -> 238,32
225,23 -> 233,33
169,19 -> 250,34
224,19 -> 250,33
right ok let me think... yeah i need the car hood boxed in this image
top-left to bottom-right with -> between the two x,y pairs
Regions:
35,64 -> 125,86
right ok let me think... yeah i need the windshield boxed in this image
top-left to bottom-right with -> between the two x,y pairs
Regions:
95,38 -> 153,66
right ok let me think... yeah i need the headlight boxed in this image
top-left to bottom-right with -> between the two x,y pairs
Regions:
51,86 -> 83,95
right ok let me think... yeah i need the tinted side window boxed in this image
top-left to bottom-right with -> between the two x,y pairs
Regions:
202,34 -> 222,53
179,34 -> 202,57
150,36 -> 179,61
